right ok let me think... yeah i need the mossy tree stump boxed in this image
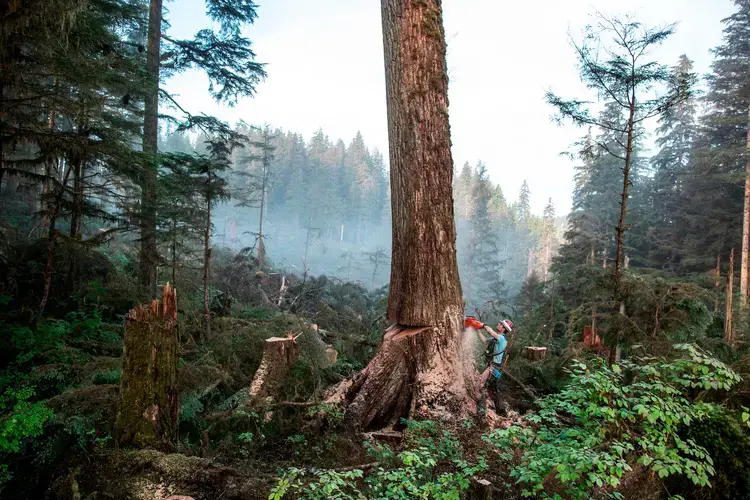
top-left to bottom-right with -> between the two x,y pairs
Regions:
245,335 -> 300,408
115,283 -> 179,450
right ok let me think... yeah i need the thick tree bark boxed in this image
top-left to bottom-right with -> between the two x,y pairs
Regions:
741,103 -> 750,307
115,283 -> 179,450
257,165 -> 266,268
332,0 -> 465,430
139,0 -> 163,298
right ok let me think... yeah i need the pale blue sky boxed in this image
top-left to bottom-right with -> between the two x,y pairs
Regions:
165,0 -> 736,214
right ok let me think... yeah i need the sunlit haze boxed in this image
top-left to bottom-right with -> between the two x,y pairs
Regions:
166,0 -> 735,214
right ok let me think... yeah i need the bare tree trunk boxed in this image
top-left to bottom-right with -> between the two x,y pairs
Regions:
526,248 -> 535,279
115,283 -> 179,450
38,161 -> 73,318
603,248 -> 607,269
257,164 -> 266,268
139,0 -> 163,298
546,282 -> 555,346
715,254 -> 721,313
41,101 -> 57,234
742,103 -> 750,308
171,218 -> 177,286
203,191 -> 212,337
614,87 -> 637,292
69,158 -> 83,239
332,0 -> 465,430
590,246 -> 595,265
726,248 -> 735,344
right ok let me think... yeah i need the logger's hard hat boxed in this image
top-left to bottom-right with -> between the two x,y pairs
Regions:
500,319 -> 515,333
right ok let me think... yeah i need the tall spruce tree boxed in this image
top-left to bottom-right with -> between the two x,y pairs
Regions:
138,0 -> 266,297
547,13 -> 694,294
467,164 -> 506,310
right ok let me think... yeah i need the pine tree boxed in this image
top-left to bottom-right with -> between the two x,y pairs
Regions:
675,1 -> 750,292
638,56 -> 698,270
547,13 -> 694,296
539,198 -> 557,281
517,180 -> 531,223
468,164 -> 506,309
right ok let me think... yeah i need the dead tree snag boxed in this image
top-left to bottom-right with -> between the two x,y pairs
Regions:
115,283 -> 179,450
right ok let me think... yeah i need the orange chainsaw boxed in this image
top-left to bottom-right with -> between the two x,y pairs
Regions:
463,316 -> 485,330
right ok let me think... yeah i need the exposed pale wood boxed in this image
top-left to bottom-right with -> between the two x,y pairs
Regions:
245,335 -> 300,408
525,346 -> 547,361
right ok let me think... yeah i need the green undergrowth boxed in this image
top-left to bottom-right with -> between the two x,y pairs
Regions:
484,344 -> 746,500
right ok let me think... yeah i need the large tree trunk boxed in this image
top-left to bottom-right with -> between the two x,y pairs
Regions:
139,0 -> 163,298
115,283 -> 179,450
333,0 -> 465,430
203,191 -> 212,337
741,103 -> 750,307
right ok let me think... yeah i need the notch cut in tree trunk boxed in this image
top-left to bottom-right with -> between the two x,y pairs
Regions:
115,283 -> 179,450
244,335 -> 300,408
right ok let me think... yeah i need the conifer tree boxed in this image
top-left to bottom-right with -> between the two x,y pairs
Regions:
468,164 -> 506,308
547,13 -> 694,306
138,0 -> 266,297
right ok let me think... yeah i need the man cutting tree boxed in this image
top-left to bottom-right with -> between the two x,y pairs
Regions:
464,317 -> 515,415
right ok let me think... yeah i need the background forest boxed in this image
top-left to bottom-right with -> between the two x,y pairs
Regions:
3,0 -> 750,499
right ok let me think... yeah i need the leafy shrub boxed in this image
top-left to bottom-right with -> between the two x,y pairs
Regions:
483,344 -> 741,499
667,407 -> 750,499
269,420 -> 486,499
0,387 -> 53,454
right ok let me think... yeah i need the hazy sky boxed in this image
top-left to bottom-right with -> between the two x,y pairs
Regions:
166,0 -> 736,214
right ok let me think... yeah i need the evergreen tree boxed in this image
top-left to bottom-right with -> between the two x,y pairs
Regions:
547,13 -> 694,298
139,0 -> 267,297
637,56 -> 698,270
467,164 -> 506,309
676,2 -> 750,280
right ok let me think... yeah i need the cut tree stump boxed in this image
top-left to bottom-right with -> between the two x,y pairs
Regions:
324,345 -> 338,368
245,335 -> 300,408
115,283 -> 179,450
525,346 -> 547,361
